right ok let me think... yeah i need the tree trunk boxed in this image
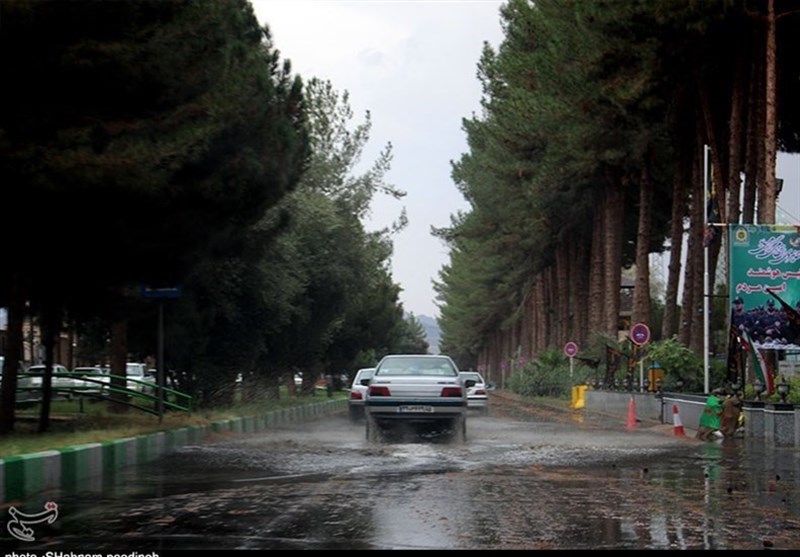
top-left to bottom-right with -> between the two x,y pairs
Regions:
588,203 -> 606,335
555,246 -> 570,346
762,0 -> 778,224
632,157 -> 653,327
679,145 -> 703,349
603,180 -> 624,337
573,236 -> 590,347
742,39 -> 763,224
535,274 -> 547,353
662,151 -> 688,341
37,301 -> 61,433
726,54 -> 746,228
686,149 -> 707,357
109,317 -> 129,413
0,273 -> 25,434
697,81 -> 727,302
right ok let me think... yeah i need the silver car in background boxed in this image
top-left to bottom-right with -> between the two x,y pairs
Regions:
72,366 -> 111,395
459,370 -> 491,415
348,367 -> 375,422
364,354 -> 474,443
25,363 -> 81,399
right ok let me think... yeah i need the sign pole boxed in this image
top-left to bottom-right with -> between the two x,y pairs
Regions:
563,341 -> 579,379
639,359 -> 644,393
630,323 -> 651,393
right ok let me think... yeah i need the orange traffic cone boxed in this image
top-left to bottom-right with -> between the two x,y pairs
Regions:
626,396 -> 637,430
672,404 -> 686,437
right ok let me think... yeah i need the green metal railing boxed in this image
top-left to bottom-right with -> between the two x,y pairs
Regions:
15,371 -> 193,416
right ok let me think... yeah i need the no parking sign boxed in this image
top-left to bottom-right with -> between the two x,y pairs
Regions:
631,323 -> 651,346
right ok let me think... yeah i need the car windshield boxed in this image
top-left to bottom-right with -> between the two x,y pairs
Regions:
376,356 -> 458,377
355,369 -> 374,382
126,364 -> 145,377
460,372 -> 483,383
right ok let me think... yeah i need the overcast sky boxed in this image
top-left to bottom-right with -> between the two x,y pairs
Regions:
251,0 -> 800,320
252,0 -> 506,319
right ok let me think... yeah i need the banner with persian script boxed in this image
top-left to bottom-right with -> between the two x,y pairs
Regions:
728,224 -> 800,350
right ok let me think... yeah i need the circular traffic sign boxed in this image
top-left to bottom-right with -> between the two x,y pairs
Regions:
563,341 -> 578,358
631,322 -> 651,346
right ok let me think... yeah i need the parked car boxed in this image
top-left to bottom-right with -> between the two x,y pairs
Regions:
364,354 -> 474,443
71,366 -> 110,395
0,356 -> 37,402
348,367 -> 375,422
25,364 -> 80,398
459,371 -> 491,415
126,362 -> 156,394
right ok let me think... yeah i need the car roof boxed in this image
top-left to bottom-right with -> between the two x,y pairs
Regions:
378,354 -> 456,364
375,354 -> 459,375
28,364 -> 66,368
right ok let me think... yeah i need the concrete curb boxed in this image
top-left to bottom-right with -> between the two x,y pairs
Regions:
0,398 -> 347,504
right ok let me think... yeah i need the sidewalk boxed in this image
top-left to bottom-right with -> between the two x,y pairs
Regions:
491,389 -> 702,440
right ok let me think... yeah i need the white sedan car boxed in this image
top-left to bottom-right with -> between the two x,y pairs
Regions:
459,371 -> 491,415
364,354 -> 475,443
71,366 -> 111,395
25,364 -> 82,398
348,367 -> 375,422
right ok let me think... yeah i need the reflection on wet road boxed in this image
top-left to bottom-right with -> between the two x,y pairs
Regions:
6,399 -> 800,550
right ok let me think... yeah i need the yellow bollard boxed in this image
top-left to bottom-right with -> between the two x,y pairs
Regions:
570,385 -> 586,409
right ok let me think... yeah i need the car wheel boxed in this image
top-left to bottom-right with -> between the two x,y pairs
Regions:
366,414 -> 382,443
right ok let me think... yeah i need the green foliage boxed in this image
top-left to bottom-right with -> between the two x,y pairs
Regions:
645,337 -> 704,391
0,4 -> 417,410
164,77 -> 412,399
435,0 -> 800,385
741,376 -> 800,405
1,0 -> 307,304
507,348 -> 575,398
392,313 -> 430,355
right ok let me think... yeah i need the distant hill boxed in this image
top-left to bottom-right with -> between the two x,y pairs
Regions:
415,314 -> 441,354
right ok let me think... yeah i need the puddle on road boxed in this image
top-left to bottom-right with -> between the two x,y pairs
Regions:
13,406 -> 800,550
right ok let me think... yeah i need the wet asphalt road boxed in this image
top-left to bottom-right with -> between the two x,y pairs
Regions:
6,397 -> 800,550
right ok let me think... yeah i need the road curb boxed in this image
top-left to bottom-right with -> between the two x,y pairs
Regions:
0,398 -> 347,504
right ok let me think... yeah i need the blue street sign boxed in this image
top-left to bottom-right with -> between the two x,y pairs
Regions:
141,286 -> 182,299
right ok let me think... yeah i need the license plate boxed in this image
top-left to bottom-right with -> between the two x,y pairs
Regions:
398,405 -> 434,413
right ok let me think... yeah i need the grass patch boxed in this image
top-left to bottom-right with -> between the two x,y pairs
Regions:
1,390 -> 348,458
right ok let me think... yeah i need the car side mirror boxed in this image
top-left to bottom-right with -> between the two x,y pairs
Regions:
464,379 -> 476,388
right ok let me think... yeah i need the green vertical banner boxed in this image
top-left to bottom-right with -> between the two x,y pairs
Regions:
728,224 -> 800,350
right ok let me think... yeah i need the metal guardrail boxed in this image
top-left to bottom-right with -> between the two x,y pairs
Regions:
14,371 -> 193,416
